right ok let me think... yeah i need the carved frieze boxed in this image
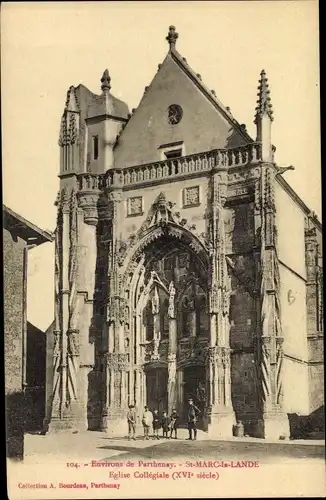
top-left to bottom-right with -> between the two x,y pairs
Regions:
183,186 -> 200,207
142,340 -> 169,363
178,338 -> 207,366
205,346 -> 231,368
127,196 -> 143,216
227,166 -> 261,185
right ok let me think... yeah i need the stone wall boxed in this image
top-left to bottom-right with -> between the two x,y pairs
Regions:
280,265 -> 308,362
275,182 -> 306,278
114,53 -> 247,169
308,336 -> 324,414
4,228 -> 26,459
120,177 -> 209,244
282,357 -> 309,414
231,352 -> 260,429
25,322 -> 46,432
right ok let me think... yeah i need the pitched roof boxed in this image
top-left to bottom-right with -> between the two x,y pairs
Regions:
116,25 -> 253,146
169,47 -> 253,143
3,205 -> 54,245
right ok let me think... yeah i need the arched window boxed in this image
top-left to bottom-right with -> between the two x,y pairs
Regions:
144,300 -> 154,341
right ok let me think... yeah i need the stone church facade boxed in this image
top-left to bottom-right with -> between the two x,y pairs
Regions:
45,27 -> 323,439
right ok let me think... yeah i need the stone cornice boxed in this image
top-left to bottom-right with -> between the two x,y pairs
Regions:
85,114 -> 128,125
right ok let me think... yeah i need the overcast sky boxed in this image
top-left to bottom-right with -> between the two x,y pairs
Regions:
2,1 -> 320,330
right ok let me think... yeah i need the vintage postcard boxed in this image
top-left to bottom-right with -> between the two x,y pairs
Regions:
2,1 -> 324,498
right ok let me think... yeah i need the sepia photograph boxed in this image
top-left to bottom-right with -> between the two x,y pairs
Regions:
2,1 -> 324,498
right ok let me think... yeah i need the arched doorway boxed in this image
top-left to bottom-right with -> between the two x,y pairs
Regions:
183,365 -> 206,427
145,364 -> 168,413
124,228 -> 210,420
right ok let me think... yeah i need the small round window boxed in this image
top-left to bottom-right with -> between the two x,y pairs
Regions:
167,104 -> 183,125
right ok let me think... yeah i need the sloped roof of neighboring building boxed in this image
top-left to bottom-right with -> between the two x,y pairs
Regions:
3,205 -> 54,245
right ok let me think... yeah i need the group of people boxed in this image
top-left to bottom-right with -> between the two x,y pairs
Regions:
126,398 -> 200,441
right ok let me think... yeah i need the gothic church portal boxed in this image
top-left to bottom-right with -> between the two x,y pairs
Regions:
45,27 -> 323,439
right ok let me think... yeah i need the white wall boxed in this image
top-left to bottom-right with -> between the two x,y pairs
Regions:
275,182 -> 306,279
280,264 -> 308,361
282,357 -> 309,415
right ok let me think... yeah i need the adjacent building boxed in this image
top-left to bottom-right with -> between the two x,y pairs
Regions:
4,205 -> 53,458
45,26 -> 323,439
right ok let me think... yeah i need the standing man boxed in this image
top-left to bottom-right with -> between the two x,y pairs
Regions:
187,398 -> 200,440
141,406 -> 152,440
152,409 -> 161,439
127,404 -> 137,440
170,408 -> 179,439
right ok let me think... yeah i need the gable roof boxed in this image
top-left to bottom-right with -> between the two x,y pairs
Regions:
3,205 -> 54,245
115,26 -> 253,147
169,48 -> 253,143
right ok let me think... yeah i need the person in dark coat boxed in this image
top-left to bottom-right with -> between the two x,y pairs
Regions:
161,411 -> 171,438
152,409 -> 161,439
170,409 -> 179,439
187,398 -> 200,440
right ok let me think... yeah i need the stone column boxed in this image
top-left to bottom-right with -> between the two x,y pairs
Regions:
100,182 -> 129,436
305,219 -> 320,335
49,187 -> 84,431
176,369 -> 184,417
151,287 -> 160,360
49,185 -> 102,433
206,168 -> 236,438
75,202 -> 98,430
257,165 -> 289,439
167,283 -> 177,413
48,188 -> 69,430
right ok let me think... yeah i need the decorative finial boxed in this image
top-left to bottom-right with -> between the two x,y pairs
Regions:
166,25 -> 178,50
101,69 -> 111,93
254,69 -> 274,123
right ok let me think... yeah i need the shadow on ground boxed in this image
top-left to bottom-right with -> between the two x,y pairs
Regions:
97,439 -> 325,463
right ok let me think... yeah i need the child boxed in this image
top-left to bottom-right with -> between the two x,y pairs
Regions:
161,411 -> 171,438
170,409 -> 179,439
152,409 -> 161,439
